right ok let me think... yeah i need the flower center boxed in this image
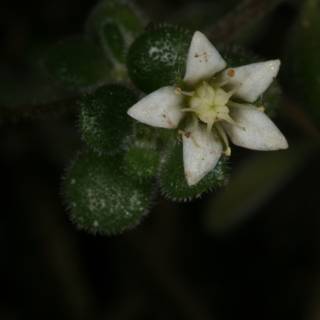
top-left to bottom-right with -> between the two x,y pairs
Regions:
182,81 -> 234,132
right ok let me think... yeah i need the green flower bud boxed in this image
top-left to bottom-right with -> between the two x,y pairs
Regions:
159,141 -> 229,202
79,84 -> 137,155
127,24 -> 192,92
43,36 -> 111,92
64,152 -> 153,235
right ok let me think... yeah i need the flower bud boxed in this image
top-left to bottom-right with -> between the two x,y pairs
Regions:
127,24 -> 192,92
79,84 -> 137,155
64,152 -> 153,235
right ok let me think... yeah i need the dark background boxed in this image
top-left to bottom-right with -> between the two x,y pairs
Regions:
1,0 -> 320,319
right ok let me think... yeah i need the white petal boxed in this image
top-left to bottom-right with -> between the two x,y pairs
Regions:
127,86 -> 183,128
183,124 -> 223,186
223,105 -> 288,150
184,31 -> 227,85
221,60 -> 280,103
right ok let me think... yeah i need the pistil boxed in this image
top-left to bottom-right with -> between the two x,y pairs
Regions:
182,81 -> 236,132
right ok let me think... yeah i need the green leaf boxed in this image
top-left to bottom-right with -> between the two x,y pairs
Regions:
0,43 -> 73,117
101,22 -> 127,63
283,0 -> 320,124
43,36 -> 111,92
79,84 -> 137,155
127,23 -> 192,93
0,65 -> 72,114
203,143 -> 314,234
159,141 -> 229,202
86,0 -> 145,65
64,151 -> 153,235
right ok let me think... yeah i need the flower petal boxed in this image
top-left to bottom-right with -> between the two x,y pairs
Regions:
183,123 -> 223,186
184,31 -> 227,85
223,104 -> 288,150
221,60 -> 280,103
127,86 -> 184,128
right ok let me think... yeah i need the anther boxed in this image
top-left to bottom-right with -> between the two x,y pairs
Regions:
224,147 -> 231,156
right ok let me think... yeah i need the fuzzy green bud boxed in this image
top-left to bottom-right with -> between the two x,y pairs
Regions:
79,84 -> 137,155
64,152 -> 153,235
127,24 -> 192,92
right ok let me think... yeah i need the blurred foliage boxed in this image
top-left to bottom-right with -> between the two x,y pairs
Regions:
283,0 -> 320,125
43,36 -> 112,92
204,143 -> 315,234
86,0 -> 145,64
1,0 -> 320,320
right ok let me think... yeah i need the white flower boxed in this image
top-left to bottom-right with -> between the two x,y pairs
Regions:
127,31 -> 288,186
